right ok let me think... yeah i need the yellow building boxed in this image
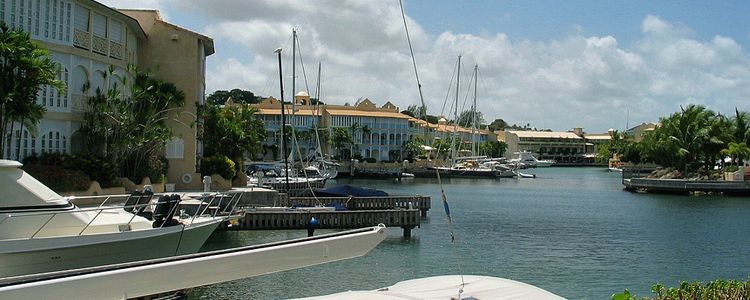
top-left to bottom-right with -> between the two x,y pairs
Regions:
496,130 -> 586,163
1,1 -> 213,190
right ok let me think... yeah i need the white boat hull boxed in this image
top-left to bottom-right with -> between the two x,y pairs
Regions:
0,225 -> 387,300
0,219 -> 221,277
300,275 -> 565,299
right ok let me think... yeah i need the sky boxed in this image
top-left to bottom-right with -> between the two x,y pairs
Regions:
100,0 -> 750,133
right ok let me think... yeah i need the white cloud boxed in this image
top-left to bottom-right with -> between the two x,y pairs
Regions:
100,2 -> 750,132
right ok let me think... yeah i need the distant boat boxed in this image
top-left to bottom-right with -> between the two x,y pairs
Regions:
0,160 -> 225,277
510,151 -> 555,168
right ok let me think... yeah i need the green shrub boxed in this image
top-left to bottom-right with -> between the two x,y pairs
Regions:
201,155 -> 236,180
73,155 -> 119,187
23,164 -> 91,192
364,157 -> 377,163
123,154 -> 169,183
725,165 -> 739,172
614,279 -> 750,300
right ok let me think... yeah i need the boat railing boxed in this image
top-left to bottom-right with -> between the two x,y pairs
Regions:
1,191 -> 243,239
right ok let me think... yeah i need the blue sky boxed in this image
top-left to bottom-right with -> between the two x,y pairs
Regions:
102,0 -> 750,132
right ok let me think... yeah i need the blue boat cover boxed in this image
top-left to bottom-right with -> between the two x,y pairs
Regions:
314,185 -> 389,197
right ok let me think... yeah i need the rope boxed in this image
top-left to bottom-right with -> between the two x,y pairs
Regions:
399,0 -> 464,295
399,0 -> 427,119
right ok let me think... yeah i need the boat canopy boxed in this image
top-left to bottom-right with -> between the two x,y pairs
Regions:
0,160 -> 69,209
313,185 -> 388,197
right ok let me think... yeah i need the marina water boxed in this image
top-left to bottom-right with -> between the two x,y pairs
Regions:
191,168 -> 750,299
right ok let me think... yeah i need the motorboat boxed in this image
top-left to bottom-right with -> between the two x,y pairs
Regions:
246,164 -> 327,187
0,160 -> 226,277
510,151 -> 555,168
301,275 -> 565,299
0,225 -> 387,300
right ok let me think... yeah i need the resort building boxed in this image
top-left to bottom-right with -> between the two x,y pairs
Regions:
625,122 -> 657,142
251,95 -> 414,162
1,1 -> 213,190
496,129 -> 587,163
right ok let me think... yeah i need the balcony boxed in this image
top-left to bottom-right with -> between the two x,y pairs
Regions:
91,36 -> 108,55
73,29 -> 126,61
73,29 -> 90,49
110,41 -> 123,59
71,94 -> 89,113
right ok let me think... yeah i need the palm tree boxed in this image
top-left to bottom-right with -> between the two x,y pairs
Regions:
721,142 -> 750,168
0,23 -> 65,158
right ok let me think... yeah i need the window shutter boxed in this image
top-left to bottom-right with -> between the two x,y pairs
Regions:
109,20 -> 122,43
74,4 -> 88,31
92,12 -> 106,37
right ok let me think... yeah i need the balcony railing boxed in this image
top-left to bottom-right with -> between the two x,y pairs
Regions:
92,35 -> 108,55
110,41 -> 124,59
73,29 -> 127,61
71,94 -> 88,113
73,29 -> 90,49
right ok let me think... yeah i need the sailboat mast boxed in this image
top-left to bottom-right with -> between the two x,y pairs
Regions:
292,29 -> 297,120
451,55 -> 461,164
275,48 -> 290,191
314,62 -> 323,158
472,64 -> 478,157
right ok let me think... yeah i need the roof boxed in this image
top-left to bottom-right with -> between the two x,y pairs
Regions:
117,9 -> 215,55
509,130 -> 583,139
584,134 -> 612,141
256,108 -> 320,116
324,109 -> 412,119
89,1 -> 147,39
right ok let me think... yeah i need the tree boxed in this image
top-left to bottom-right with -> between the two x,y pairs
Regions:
203,103 -> 266,173
457,110 -> 485,128
206,88 -> 263,105
404,136 -> 425,161
75,67 -> 183,181
721,142 -> 750,168
487,118 -> 508,131
331,127 -> 352,159
479,141 -> 507,158
0,23 -> 65,158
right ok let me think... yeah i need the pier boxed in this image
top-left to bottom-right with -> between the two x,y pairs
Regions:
228,209 -> 420,237
623,178 -> 750,195
215,189 -> 431,237
286,195 -> 431,217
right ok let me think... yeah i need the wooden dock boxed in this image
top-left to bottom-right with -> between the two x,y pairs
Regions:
623,178 -> 750,195
212,189 -> 431,237
286,195 -> 431,217
226,209 -> 421,237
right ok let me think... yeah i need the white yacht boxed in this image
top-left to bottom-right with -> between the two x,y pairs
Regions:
0,160 -> 225,277
510,151 -> 556,167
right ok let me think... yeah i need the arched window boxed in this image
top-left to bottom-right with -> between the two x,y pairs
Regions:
40,130 -> 67,154
6,128 -> 35,160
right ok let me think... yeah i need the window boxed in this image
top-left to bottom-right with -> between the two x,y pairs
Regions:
57,0 -> 63,40
0,0 -> 5,24
18,0 -> 24,31
64,3 -> 70,41
165,138 -> 184,159
92,12 -> 106,37
51,0 -> 56,39
10,0 -> 16,28
34,0 -> 40,35
26,0 -> 32,33
44,0 -> 49,37
40,130 -> 67,154
74,4 -> 88,32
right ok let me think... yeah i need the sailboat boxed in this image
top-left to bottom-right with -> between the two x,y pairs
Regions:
431,60 -> 513,178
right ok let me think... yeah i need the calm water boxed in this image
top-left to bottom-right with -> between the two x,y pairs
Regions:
190,168 -> 750,299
